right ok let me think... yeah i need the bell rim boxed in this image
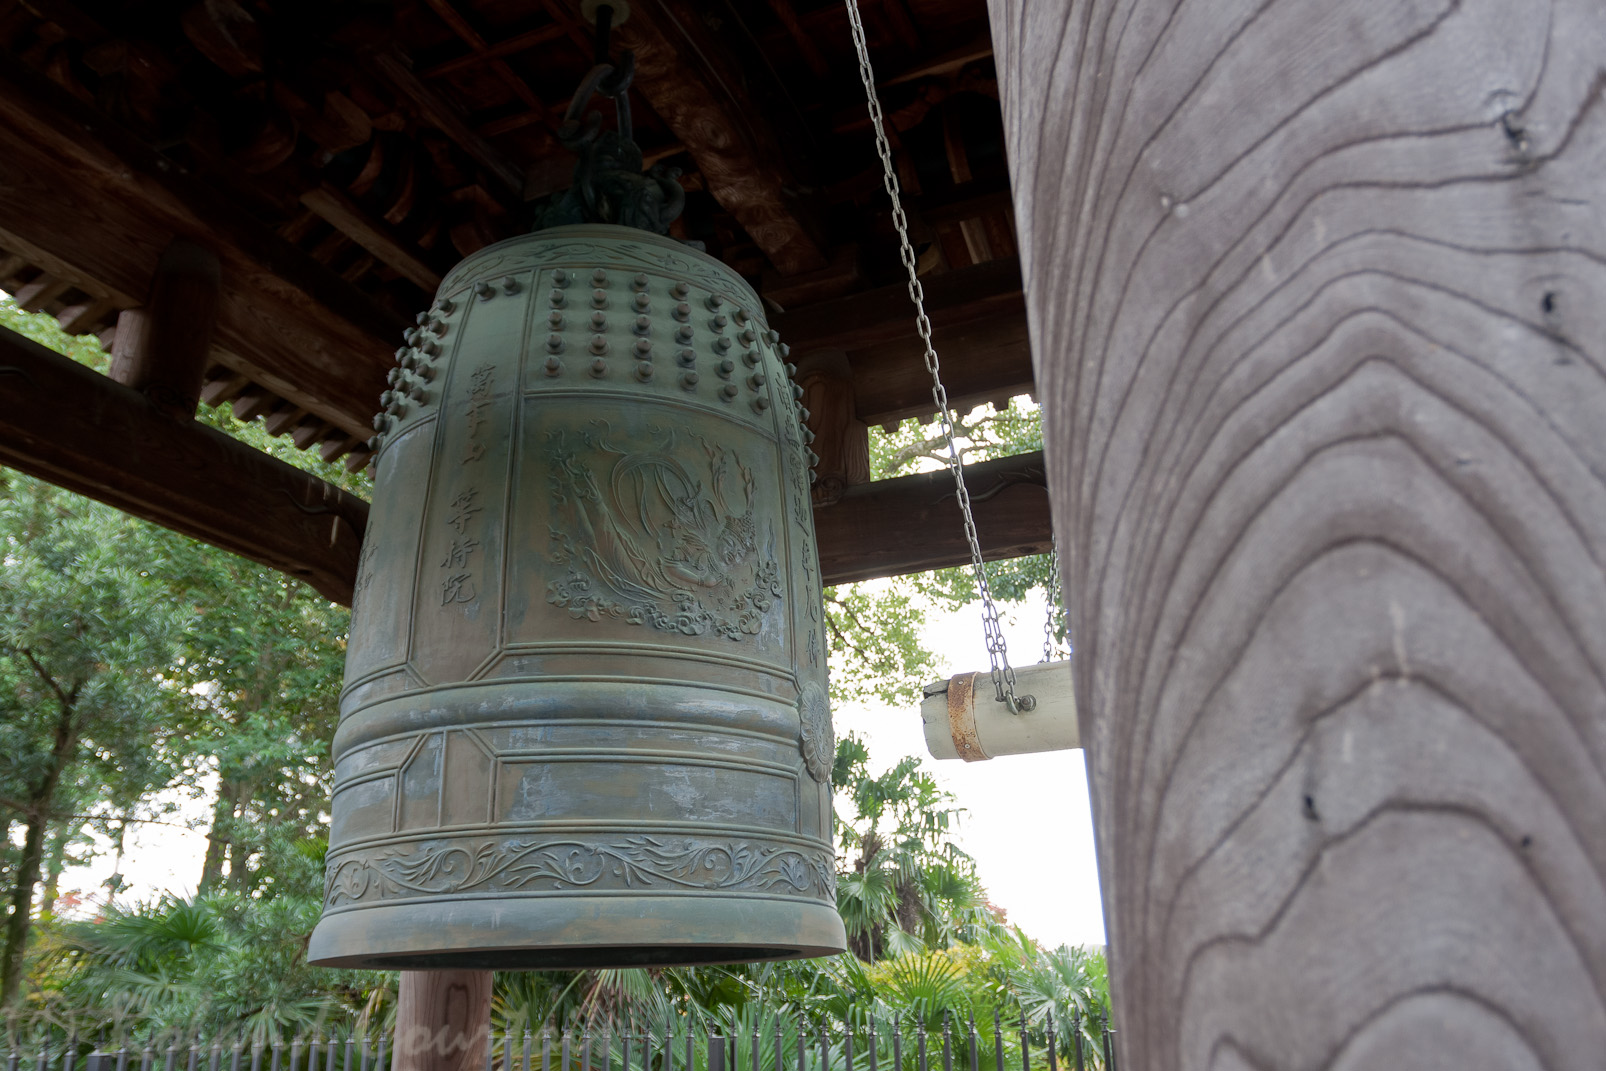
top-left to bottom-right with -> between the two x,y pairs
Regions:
307,894 -> 847,970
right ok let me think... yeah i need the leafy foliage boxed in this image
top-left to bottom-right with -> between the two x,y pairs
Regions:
823,398 -> 1065,710
0,307 -> 1103,1059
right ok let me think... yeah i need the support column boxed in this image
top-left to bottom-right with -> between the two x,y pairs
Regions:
796,349 -> 869,508
392,971 -> 491,1071
108,239 -> 221,419
987,0 -> 1606,1066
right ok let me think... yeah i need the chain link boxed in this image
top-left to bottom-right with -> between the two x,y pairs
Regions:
1042,540 -> 1067,663
843,0 -> 1031,713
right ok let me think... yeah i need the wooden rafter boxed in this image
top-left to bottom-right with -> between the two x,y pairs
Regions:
366,48 -> 525,199
617,0 -> 829,276
299,183 -> 443,293
0,53 -> 402,440
417,0 -> 555,122
423,22 -> 571,79
775,259 -> 1033,425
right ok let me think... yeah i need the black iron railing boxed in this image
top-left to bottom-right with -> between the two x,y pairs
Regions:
4,1012 -> 1115,1071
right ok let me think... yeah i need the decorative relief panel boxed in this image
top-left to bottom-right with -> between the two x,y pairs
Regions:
324,835 -> 836,907
544,423 -> 783,641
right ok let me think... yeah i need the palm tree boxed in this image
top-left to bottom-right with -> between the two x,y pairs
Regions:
832,739 -> 1004,962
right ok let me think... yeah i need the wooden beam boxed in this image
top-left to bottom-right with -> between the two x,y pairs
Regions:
108,239 -> 221,418
366,48 -> 525,199
815,451 -> 1050,586
774,258 -> 1034,424
1,320 -> 1040,600
299,183 -> 443,293
618,0 -> 829,275
0,52 -> 402,441
423,22 -> 570,79
0,326 -> 367,605
797,349 -> 869,508
991,0 -> 1606,1065
777,258 -> 1022,351
880,35 -> 994,87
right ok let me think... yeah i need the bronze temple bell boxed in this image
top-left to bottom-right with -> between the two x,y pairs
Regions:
308,223 -> 844,969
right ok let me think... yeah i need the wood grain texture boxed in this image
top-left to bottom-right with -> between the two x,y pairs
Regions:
619,0 -> 829,276
986,0 -> 1606,1066
108,240 -> 221,418
813,451 -> 1051,585
392,971 -> 490,1071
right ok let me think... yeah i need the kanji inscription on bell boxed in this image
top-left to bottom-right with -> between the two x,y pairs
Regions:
309,225 -> 844,969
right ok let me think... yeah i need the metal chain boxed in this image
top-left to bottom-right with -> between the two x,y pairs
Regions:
843,0 -> 1031,713
1042,539 -> 1067,663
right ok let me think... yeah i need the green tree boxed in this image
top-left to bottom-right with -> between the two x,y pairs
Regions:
832,737 -> 1000,963
0,296 -> 359,904
0,476 -> 197,1006
824,398 -> 1064,709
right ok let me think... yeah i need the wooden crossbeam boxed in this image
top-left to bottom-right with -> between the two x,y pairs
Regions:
0,326 -> 367,604
1,322 -> 1045,601
423,22 -> 571,79
0,53 -> 402,441
813,451 -> 1051,585
417,0 -> 555,122
774,258 -> 1034,425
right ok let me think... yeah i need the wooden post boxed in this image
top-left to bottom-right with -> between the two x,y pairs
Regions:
108,239 -> 221,419
988,0 -> 1606,1066
796,349 -> 869,507
392,971 -> 491,1071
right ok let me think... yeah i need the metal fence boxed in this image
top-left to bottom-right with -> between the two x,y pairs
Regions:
3,1012 -> 1115,1071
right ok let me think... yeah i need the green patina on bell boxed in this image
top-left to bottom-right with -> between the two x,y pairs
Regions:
311,24 -> 842,967
308,224 -> 843,969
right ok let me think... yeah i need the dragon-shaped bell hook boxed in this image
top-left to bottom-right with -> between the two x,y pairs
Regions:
533,1 -> 687,235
